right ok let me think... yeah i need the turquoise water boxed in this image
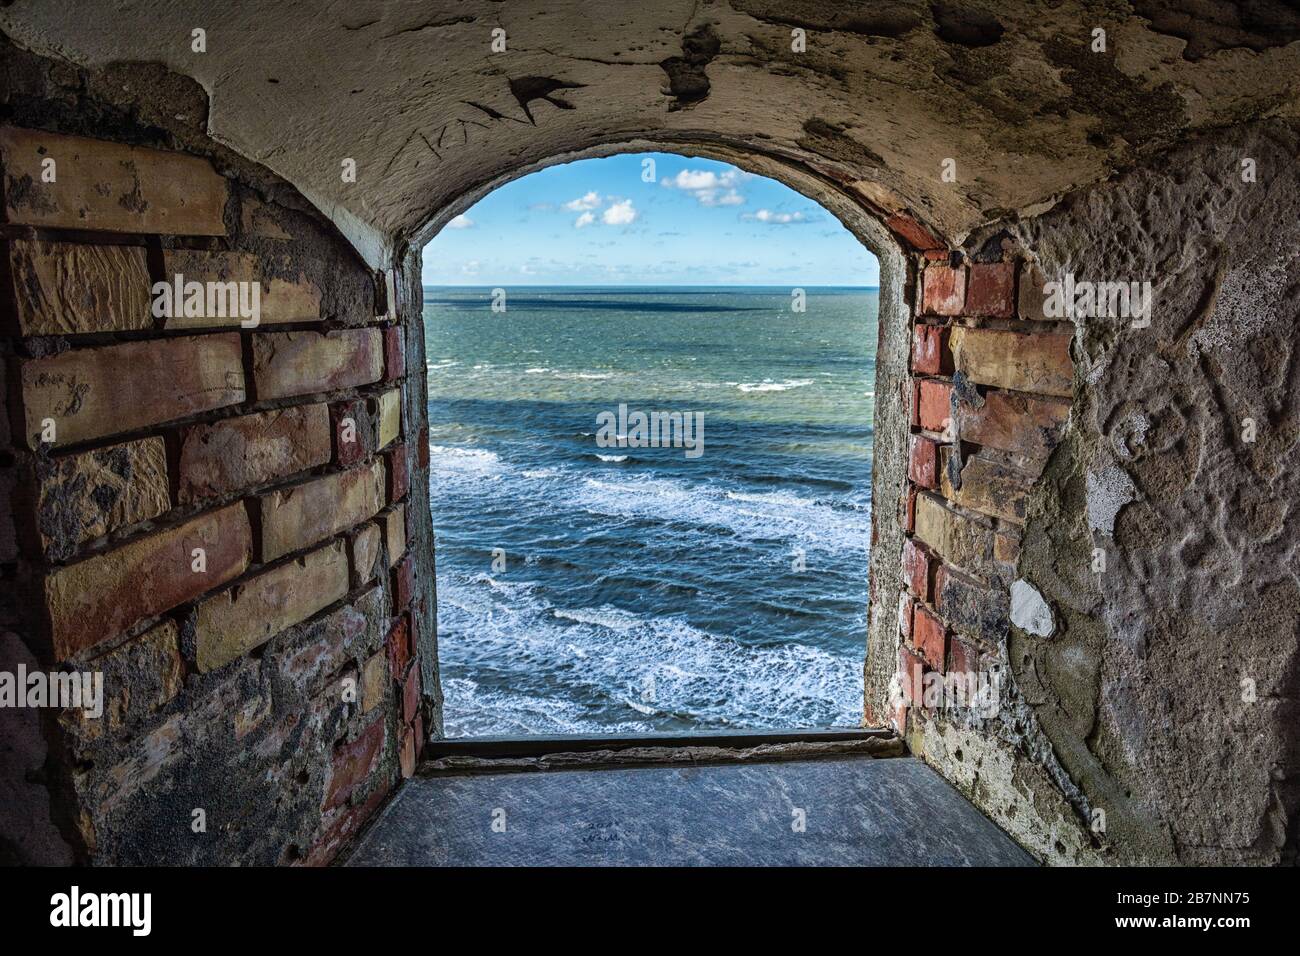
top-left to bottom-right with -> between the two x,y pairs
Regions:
423,287 -> 878,736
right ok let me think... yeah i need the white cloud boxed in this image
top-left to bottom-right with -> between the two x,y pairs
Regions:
602,199 -> 637,226
661,168 -> 748,207
447,214 -> 474,229
461,260 -> 481,275
574,211 -> 595,228
564,191 -> 602,211
744,209 -> 811,224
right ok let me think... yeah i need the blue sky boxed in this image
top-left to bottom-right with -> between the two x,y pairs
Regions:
421,152 -> 879,287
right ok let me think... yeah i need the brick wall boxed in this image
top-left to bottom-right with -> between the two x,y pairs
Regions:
892,248 -> 1072,735
0,125 -> 429,864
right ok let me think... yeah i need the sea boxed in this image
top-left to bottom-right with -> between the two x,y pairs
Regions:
423,286 -> 878,737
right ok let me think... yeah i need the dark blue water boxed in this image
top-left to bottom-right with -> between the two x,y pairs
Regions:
424,287 -> 877,736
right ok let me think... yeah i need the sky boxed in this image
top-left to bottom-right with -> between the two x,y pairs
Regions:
421,152 -> 879,287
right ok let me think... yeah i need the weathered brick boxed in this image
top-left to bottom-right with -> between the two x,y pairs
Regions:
160,250 -> 321,329
386,613 -> 411,679
941,452 -> 1033,524
902,537 -> 932,601
194,539 -> 349,673
376,388 -> 401,449
392,554 -> 415,611
330,397 -> 376,468
9,239 -> 152,336
20,334 -> 244,448
324,717 -> 385,811
401,664 -> 421,724
916,379 -> 953,433
954,388 -> 1069,459
899,646 -> 924,704
387,443 -> 409,503
899,591 -> 914,639
44,503 -> 251,660
913,605 -> 947,671
914,492 -> 994,580
912,323 -> 952,376
964,262 -> 1015,317
417,428 -> 429,469
0,126 -> 227,235
904,487 -> 917,533
949,327 -> 1073,398
948,634 -> 978,677
383,504 -> 407,569
994,531 -> 1020,565
178,403 -> 330,503
922,264 -> 965,315
36,436 -> 170,559
277,585 -> 385,698
68,620 -> 182,739
1017,261 -> 1052,321
360,652 -> 387,713
383,326 -> 405,382
935,563 -> 1009,643
251,329 -> 382,401
908,434 -> 939,489
258,459 -> 385,562
349,521 -> 382,588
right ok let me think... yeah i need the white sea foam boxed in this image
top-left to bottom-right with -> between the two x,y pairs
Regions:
736,379 -> 814,393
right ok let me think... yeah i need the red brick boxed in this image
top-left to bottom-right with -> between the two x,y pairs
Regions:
386,613 -> 411,678
387,443 -> 409,502
324,717 -> 385,811
964,262 -> 1015,317
0,126 -> 227,235
913,605 -> 947,671
401,664 -> 421,724
413,714 -> 425,759
916,379 -> 953,433
44,502 -> 252,660
392,554 -> 416,612
417,427 -> 429,469
908,434 -> 939,489
899,591 -> 914,639
955,388 -> 1069,459
898,646 -> 924,704
178,404 -> 331,503
19,334 -> 244,448
949,327 -> 1073,398
922,264 -> 965,316
251,329 -> 382,401
304,774 -> 391,867
383,326 -> 406,383
949,635 -> 978,677
912,323 -> 952,376
330,398 -> 375,468
905,487 -> 917,532
902,537 -> 933,600
885,213 -> 944,252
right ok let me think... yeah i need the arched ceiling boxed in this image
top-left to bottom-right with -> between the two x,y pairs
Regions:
3,0 -> 1298,266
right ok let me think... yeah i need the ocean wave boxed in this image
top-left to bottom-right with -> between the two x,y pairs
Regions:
595,453 -> 629,463
736,379 -> 814,393
437,578 -> 863,736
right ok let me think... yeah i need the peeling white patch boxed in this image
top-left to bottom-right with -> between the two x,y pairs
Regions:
1011,579 -> 1055,637
1086,465 -> 1137,534
1194,258 -> 1288,353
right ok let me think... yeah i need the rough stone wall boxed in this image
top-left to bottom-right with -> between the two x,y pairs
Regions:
896,121 -> 1300,866
0,102 -> 435,861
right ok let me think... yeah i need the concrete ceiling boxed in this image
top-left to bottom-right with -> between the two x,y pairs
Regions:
3,0 -> 1298,266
